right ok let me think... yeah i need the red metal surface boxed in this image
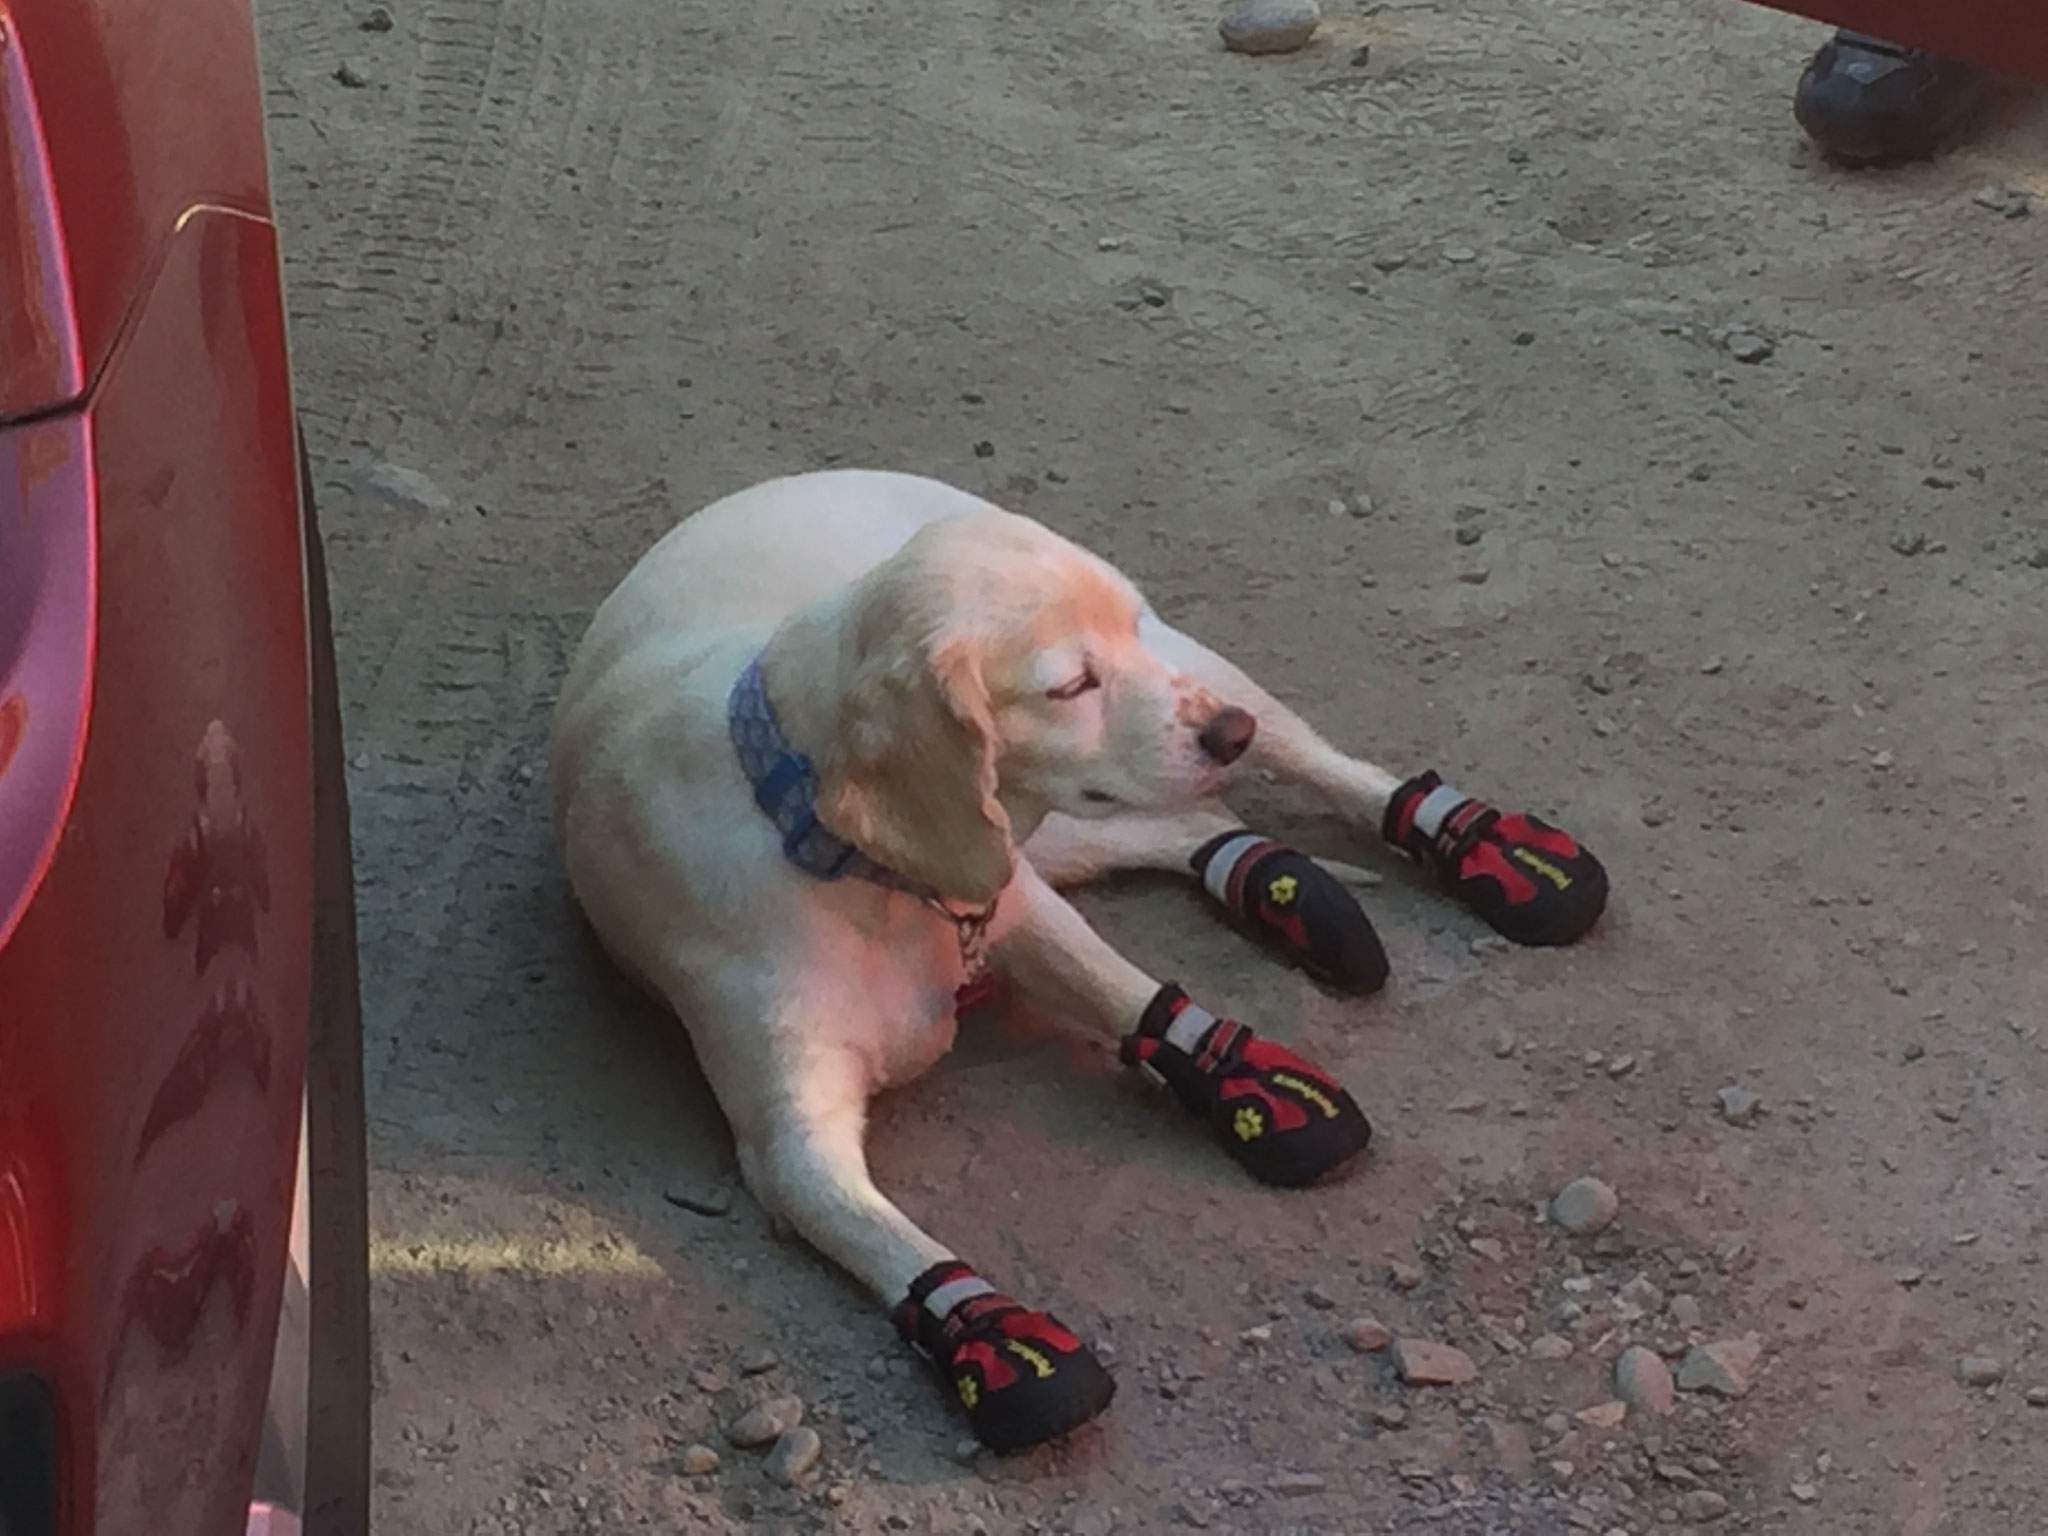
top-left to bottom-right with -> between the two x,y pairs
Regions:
1745,0 -> 2048,86
0,0 -> 315,1530
0,16 -> 81,417
2,0 -> 272,412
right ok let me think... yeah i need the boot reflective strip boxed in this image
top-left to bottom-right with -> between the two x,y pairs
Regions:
925,1273 -> 997,1320
1200,833 -> 1269,906
1164,1001 -> 1219,1055
1411,783 -> 1468,839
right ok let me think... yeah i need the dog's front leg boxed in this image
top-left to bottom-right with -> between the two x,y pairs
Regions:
737,1054 -> 1114,1454
993,865 -> 1373,1188
1141,609 -> 1610,947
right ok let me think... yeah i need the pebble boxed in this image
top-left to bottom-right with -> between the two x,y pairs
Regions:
1669,1294 -> 1704,1330
1576,1400 -> 1627,1430
1723,330 -> 1774,364
2026,1386 -> 2048,1408
664,1183 -> 733,1218
741,1350 -> 779,1376
1446,1091 -> 1488,1115
1614,1345 -> 1676,1416
1790,1481 -> 1819,1503
354,460 -> 448,510
1217,0 -> 1320,54
1606,1054 -> 1637,1079
333,62 -> 370,88
1270,1472 -> 1326,1495
1389,1262 -> 1424,1292
1394,1338 -> 1478,1386
1972,183 -> 2031,217
1528,1334 -> 1574,1361
1344,1317 -> 1394,1353
1619,1275 -> 1664,1313
1551,1176 -> 1620,1235
1894,1266 -> 1926,1288
1676,1338 -> 1761,1398
1370,1404 -> 1409,1429
727,1394 -> 805,1448
1679,1489 -> 1729,1523
1443,245 -> 1478,264
1715,1086 -> 1761,1127
360,6 -> 394,30
1958,1355 -> 2004,1388
1492,1031 -> 1519,1059
766,1427 -> 822,1486
678,1444 -> 720,1477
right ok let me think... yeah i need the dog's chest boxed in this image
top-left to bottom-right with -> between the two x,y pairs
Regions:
813,914 -> 975,1091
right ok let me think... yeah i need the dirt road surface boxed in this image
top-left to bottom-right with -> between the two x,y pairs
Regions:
255,0 -> 2048,1529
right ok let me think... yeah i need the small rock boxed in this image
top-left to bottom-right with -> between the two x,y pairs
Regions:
1344,1317 -> 1394,1353
1619,1275 -> 1665,1313
1890,530 -> 1928,557
360,5 -> 394,30
1724,330 -> 1774,364
1790,1481 -> 1819,1504
1677,1338 -> 1761,1398
952,1436 -> 983,1464
1370,1404 -> 1409,1429
664,1183 -> 733,1218
1303,1283 -> 1339,1311
1551,1176 -> 1620,1235
1388,1262 -> 1424,1292
1468,1237 -> 1507,1265
1614,1345 -> 1676,1416
1894,1266 -> 1926,1288
1669,1295 -> 1704,1330
1218,0 -> 1320,54
1576,1400 -> 1627,1430
2025,1386 -> 2048,1408
1239,1324 -> 1273,1346
1443,245 -> 1478,264
1447,1091 -> 1488,1115
1456,566 -> 1492,585
1492,1031 -> 1519,1059
765,1427 -> 821,1486
1606,1054 -> 1637,1079
1972,183 -> 2031,217
678,1444 -> 719,1477
1699,655 -> 1725,676
1394,1338 -> 1477,1386
1679,1489 -> 1729,1523
355,460 -> 449,510
741,1350 -> 779,1376
1715,1086 -> 1761,1126
727,1394 -> 804,1448
1270,1472 -> 1326,1495
1528,1335 -> 1574,1361
1958,1355 -> 2004,1388
333,62 -> 370,88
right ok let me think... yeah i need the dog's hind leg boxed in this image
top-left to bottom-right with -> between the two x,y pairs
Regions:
1022,803 -> 1391,997
737,1054 -> 1115,1454
1140,609 -> 1611,947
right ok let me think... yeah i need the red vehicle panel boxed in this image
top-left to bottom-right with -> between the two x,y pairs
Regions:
0,0 -> 358,1531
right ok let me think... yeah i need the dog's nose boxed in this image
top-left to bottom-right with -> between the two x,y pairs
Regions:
1198,707 -> 1257,766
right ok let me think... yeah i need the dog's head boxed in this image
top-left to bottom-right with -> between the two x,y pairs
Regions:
814,509 -> 1254,905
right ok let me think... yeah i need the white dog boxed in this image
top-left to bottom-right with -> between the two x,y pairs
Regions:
549,469 -> 1605,1452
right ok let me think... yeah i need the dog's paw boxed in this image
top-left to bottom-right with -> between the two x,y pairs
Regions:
1121,985 -> 1373,1187
1383,771 -> 1608,946
1191,832 -> 1390,994
894,1262 -> 1116,1454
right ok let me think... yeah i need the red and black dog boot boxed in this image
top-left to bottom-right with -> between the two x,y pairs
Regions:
893,1261 -> 1117,1454
1383,771 -> 1608,947
1190,832 -> 1390,995
1120,984 -> 1372,1187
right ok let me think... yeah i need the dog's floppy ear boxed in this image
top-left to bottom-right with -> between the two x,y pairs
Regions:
814,586 -> 1015,907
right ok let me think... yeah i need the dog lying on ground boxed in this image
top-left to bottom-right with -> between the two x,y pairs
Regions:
549,469 -> 1606,1452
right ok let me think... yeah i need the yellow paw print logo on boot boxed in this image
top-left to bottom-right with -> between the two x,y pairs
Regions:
1233,1105 -> 1266,1141
957,1375 -> 980,1409
1266,874 -> 1299,906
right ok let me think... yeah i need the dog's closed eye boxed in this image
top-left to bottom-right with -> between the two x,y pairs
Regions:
1046,668 -> 1100,701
